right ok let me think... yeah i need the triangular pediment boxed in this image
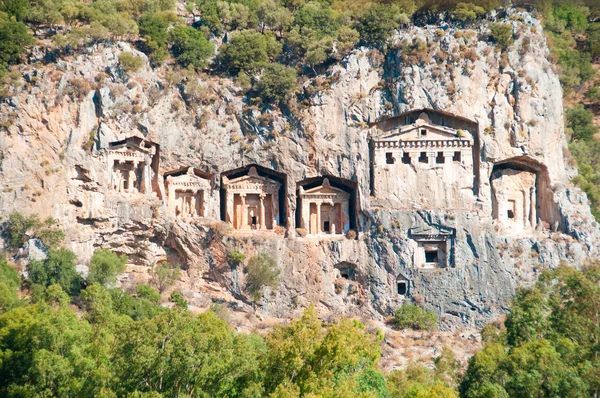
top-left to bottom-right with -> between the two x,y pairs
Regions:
224,172 -> 281,194
409,224 -> 455,239
109,137 -> 156,154
379,122 -> 460,141
304,185 -> 349,196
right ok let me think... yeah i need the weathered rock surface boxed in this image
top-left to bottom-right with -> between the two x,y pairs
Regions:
1,9 -> 598,331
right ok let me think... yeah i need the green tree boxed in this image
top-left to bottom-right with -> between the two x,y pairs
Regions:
254,62 -> 297,104
138,11 -> 178,64
395,304 -> 438,331
219,30 -> 280,74
358,4 -> 403,47
245,252 -> 280,302
27,248 -> 81,296
0,0 -> 30,21
566,104 -> 598,142
0,255 -> 20,312
113,309 -> 265,396
460,263 -> 600,397
136,284 -> 161,304
169,25 -> 214,69
0,304 -> 102,397
150,261 -> 180,293
88,249 -> 128,286
294,1 -> 338,37
3,212 -> 64,251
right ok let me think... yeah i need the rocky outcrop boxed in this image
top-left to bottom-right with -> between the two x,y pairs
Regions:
0,9 -> 598,329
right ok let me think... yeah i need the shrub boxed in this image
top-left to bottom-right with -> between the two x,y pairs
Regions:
138,11 -> 177,64
218,30 -> 280,74
119,52 -> 144,73
255,63 -> 297,104
489,23 -> 514,49
3,212 -> 64,251
27,248 -> 81,296
0,12 -> 34,66
169,290 -> 187,309
169,25 -> 214,70
358,4 -> 404,47
452,2 -> 486,22
150,261 -> 180,293
567,104 -> 598,141
0,255 -> 20,312
395,304 -> 438,330
88,249 -> 128,286
227,250 -> 246,266
136,284 -> 161,304
245,252 -> 279,302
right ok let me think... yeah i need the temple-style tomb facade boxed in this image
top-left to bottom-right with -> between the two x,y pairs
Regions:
298,178 -> 350,236
409,225 -> 455,269
164,167 -> 217,220
221,166 -> 283,230
370,109 -> 478,210
107,137 -> 161,198
491,168 -> 537,232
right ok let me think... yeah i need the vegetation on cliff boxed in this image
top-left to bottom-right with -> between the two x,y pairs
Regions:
1,242 -> 599,397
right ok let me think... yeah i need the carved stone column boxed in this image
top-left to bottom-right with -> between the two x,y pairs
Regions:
530,187 -> 536,228
316,202 -> 321,234
240,193 -> 247,230
259,194 -> 266,230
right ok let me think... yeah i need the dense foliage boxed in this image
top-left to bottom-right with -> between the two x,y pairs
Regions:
1,212 -> 600,396
460,263 -> 600,397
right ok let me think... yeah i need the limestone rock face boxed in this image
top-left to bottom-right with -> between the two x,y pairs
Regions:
0,10 -> 598,328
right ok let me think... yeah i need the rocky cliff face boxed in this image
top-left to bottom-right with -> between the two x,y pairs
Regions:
1,9 -> 598,329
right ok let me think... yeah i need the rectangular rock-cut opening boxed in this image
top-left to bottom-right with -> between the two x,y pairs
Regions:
397,281 -> 407,295
402,152 -> 411,164
420,240 -> 447,268
323,221 -> 330,233
507,199 -> 516,219
453,151 -> 461,162
386,152 -> 394,164
436,152 -> 445,164
418,152 -> 427,163
425,249 -> 438,264
420,129 -> 427,136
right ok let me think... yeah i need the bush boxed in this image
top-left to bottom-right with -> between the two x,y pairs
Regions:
394,304 -> 438,330
27,248 -> 81,296
245,252 -> 279,302
88,249 -> 128,286
219,30 -> 280,74
138,11 -> 178,64
489,23 -> 514,49
3,213 -> 63,250
119,52 -> 144,73
169,290 -> 187,309
567,104 -> 598,141
0,255 -> 20,312
255,63 -> 297,104
358,4 -> 403,47
150,261 -> 180,293
227,250 -> 246,266
136,284 -> 161,304
0,12 -> 34,67
169,25 -> 214,70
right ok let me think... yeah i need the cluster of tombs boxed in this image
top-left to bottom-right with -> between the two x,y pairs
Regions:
106,137 -> 355,236
104,108 -> 560,261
